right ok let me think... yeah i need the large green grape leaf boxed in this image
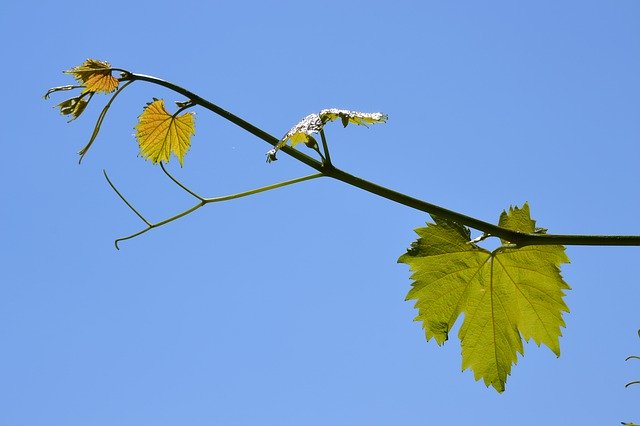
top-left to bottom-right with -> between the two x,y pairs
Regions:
398,204 -> 570,392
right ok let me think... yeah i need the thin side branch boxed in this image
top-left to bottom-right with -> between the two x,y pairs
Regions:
107,167 -> 324,248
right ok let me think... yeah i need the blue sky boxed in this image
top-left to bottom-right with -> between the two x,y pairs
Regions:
1,1 -> 639,424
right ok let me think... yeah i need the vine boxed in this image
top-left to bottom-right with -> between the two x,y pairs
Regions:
46,59 -> 640,393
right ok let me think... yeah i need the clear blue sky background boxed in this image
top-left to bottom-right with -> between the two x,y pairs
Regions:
1,1 -> 639,425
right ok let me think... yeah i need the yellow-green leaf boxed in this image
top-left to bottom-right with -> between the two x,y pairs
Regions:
269,108 -> 387,162
65,59 -> 119,94
398,204 -> 570,392
276,113 -> 322,151
135,99 -> 196,166
319,108 -> 388,127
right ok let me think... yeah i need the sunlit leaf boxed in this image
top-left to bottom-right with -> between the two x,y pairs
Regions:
277,113 -> 322,151
319,108 -> 388,127
398,203 -> 570,392
135,99 -> 196,166
65,59 -> 119,94
269,108 -> 387,161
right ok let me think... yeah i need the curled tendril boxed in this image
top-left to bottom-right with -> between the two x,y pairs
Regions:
624,329 -> 640,388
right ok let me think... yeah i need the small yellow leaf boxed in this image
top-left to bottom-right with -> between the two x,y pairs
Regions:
135,99 -> 196,166
65,59 -> 119,94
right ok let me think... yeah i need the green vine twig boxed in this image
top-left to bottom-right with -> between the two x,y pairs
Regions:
104,165 -> 323,249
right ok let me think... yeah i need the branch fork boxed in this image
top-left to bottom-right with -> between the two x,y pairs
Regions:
104,164 -> 323,249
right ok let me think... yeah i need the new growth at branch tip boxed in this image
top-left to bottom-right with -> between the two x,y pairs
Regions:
44,59 -> 135,163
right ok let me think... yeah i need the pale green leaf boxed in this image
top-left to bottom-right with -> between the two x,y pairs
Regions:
399,203 -> 570,392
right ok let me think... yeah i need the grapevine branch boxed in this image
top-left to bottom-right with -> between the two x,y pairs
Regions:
47,61 -> 640,397
99,70 -> 640,248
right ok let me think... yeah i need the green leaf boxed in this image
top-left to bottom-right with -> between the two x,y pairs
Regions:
398,203 -> 570,392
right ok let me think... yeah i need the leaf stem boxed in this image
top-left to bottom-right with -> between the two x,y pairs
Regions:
173,99 -> 196,117
160,162 -> 204,201
320,129 -> 332,166
120,72 -> 640,247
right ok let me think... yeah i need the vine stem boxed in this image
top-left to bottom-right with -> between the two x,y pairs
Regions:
121,72 -> 640,247
104,168 -> 324,249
